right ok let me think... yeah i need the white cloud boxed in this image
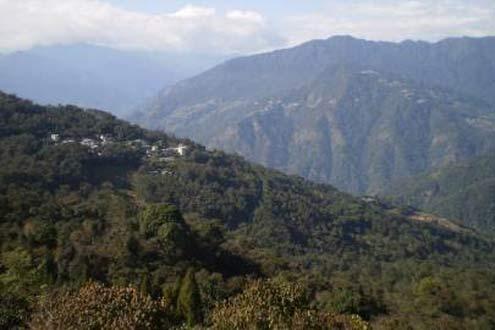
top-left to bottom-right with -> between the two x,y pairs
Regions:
285,0 -> 495,45
170,5 -> 216,19
226,10 -> 265,24
0,0 -> 493,55
0,0 -> 285,54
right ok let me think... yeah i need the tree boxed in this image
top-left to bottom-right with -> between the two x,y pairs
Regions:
210,278 -> 369,330
139,204 -> 192,259
139,204 -> 185,238
0,248 -> 44,296
177,269 -> 203,327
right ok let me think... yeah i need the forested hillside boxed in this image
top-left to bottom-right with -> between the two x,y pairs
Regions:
1,92 -> 495,329
380,153 -> 495,236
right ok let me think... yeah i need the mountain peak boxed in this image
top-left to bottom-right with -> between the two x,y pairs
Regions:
135,35 -> 495,195
326,35 -> 361,42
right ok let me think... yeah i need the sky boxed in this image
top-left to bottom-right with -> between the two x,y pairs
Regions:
0,0 -> 494,55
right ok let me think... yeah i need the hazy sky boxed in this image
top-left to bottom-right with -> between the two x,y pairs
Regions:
1,0 -> 494,54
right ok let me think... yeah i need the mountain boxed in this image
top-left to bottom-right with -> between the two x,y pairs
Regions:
1,92 -> 495,328
379,153 -> 495,236
135,36 -> 495,193
0,44 -> 226,117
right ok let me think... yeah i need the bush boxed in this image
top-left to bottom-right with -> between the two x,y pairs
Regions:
29,282 -> 173,330
0,293 -> 30,329
210,279 -> 369,329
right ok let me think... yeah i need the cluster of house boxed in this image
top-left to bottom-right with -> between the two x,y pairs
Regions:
49,133 -> 189,163
145,143 -> 188,160
136,141 -> 188,176
50,133 -> 110,146
50,133 -> 112,156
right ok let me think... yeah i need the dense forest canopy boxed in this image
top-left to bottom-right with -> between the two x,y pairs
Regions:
380,153 -> 495,236
1,92 -> 495,329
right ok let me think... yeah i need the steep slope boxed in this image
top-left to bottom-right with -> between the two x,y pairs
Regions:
0,44 -> 226,116
380,153 -> 495,235
2,92 -> 495,328
135,36 -> 495,194
138,65 -> 495,194
2,91 -> 488,263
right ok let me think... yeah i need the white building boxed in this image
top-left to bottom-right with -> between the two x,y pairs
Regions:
176,144 -> 188,156
50,134 -> 60,142
81,138 -> 98,149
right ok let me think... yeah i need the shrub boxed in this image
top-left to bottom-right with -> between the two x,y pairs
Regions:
29,282 -> 173,330
210,278 -> 369,330
0,293 -> 30,329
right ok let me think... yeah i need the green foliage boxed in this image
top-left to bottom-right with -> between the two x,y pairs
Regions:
177,269 -> 203,327
0,293 -> 30,329
24,219 -> 57,247
139,203 -> 185,238
139,203 -> 193,261
329,288 -> 362,315
1,92 -> 495,328
413,276 -> 464,318
381,153 -> 495,235
0,248 -> 46,296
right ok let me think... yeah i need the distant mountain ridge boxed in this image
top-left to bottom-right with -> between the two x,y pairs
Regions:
0,44 -> 227,116
142,36 -> 495,111
135,36 -> 495,194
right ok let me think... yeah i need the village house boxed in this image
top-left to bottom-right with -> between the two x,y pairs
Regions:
50,133 -> 60,142
164,144 -> 188,156
80,138 -> 99,150
99,134 -> 111,145
176,144 -> 188,156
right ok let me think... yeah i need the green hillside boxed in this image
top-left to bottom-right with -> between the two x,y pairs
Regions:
1,92 -> 495,329
380,153 -> 495,236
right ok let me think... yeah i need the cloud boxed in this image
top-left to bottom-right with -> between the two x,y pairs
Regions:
285,0 -> 495,45
0,0 -> 493,55
170,5 -> 216,19
226,10 -> 265,24
0,0 -> 285,54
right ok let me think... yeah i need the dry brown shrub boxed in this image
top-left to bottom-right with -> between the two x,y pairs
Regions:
29,281 -> 173,330
210,278 -> 369,330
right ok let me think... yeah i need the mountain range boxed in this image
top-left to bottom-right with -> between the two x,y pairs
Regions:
3,33 -> 495,329
0,44 -> 227,116
133,36 -> 495,194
